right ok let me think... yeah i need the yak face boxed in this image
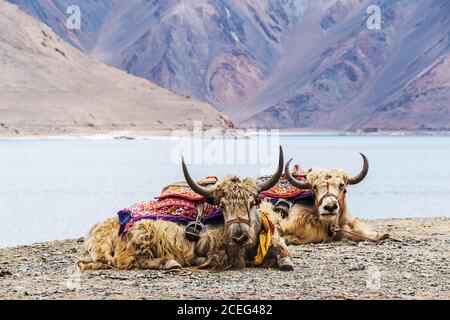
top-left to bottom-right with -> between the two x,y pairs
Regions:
285,153 -> 369,222
181,145 -> 284,250
212,177 -> 261,247
307,170 -> 348,221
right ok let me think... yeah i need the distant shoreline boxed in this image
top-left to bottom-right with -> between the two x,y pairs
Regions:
1,129 -> 450,141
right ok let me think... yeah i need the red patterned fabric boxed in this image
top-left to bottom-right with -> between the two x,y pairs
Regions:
259,176 -> 311,198
259,164 -> 312,199
155,177 -> 218,201
118,177 -> 222,235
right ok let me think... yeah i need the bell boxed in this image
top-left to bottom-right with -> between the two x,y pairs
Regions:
185,221 -> 205,242
273,199 -> 291,219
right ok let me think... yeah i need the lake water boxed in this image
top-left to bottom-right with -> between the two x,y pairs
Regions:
1,136 -> 449,248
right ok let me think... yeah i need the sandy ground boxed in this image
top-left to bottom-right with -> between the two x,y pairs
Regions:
0,218 -> 449,300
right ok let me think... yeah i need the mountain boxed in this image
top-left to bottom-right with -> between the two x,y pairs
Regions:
0,0 -> 232,137
9,0 -> 301,108
10,0 -> 450,132
354,52 -> 450,132
239,0 -> 450,131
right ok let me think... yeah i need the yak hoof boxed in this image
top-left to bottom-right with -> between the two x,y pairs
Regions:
278,257 -> 294,271
378,233 -> 390,241
164,259 -> 182,270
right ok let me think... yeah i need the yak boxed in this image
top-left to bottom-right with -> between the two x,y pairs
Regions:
77,147 -> 294,271
264,153 -> 389,244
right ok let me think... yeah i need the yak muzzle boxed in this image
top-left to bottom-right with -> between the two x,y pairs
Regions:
228,223 -> 251,246
231,233 -> 250,245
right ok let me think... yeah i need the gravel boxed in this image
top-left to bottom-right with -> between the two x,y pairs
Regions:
0,218 -> 449,300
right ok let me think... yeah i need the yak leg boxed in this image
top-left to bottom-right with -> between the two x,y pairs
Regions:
78,261 -> 111,271
194,257 -> 208,266
282,235 -> 303,245
341,219 -> 389,242
140,258 -> 181,270
137,257 -> 182,270
77,257 -> 112,271
77,249 -> 114,271
278,256 -> 295,271
114,250 -> 183,270
269,235 -> 294,271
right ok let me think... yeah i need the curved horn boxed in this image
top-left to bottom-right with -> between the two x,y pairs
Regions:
182,157 -> 213,198
347,153 -> 369,185
257,146 -> 284,192
284,159 -> 312,189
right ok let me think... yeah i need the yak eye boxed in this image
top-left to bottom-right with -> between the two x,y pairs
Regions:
313,185 -> 318,191
219,202 -> 225,209
339,182 -> 345,188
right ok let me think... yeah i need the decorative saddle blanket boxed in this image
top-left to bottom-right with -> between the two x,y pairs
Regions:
258,164 -> 313,203
118,177 -> 222,235
155,176 -> 218,201
117,164 -> 313,235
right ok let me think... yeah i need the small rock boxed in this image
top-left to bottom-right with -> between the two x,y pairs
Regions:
348,265 -> 365,271
420,273 -> 432,278
430,283 -> 439,287
130,281 -> 139,287
0,269 -> 12,277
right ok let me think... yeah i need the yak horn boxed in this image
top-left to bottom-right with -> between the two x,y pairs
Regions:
182,157 -> 214,198
284,159 -> 312,189
347,153 -> 369,185
257,145 -> 284,192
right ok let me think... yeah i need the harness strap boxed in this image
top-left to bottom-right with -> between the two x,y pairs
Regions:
315,181 -> 347,213
225,218 -> 251,226
225,193 -> 252,226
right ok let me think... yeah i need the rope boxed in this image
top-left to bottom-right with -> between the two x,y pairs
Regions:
167,267 -> 217,274
332,224 -> 399,242
336,227 -> 379,242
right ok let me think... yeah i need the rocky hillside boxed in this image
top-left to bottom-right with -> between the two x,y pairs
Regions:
0,0 -> 232,137
9,0 -> 450,132
240,0 -> 450,131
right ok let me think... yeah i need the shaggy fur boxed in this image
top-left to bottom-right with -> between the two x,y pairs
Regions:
78,176 -> 293,271
265,169 -> 389,244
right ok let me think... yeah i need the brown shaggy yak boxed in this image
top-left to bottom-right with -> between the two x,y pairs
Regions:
264,153 -> 389,244
77,147 -> 294,271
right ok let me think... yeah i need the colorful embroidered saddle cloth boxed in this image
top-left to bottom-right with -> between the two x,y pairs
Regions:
118,177 -> 222,235
258,164 -> 314,203
117,165 -> 313,234
155,176 -> 218,201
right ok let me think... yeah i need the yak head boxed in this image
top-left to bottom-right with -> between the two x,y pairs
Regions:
285,153 -> 369,222
181,146 -> 284,247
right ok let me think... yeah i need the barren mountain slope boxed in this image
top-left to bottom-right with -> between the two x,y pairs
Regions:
0,1 -> 232,137
10,0 -> 450,132
355,53 -> 450,132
